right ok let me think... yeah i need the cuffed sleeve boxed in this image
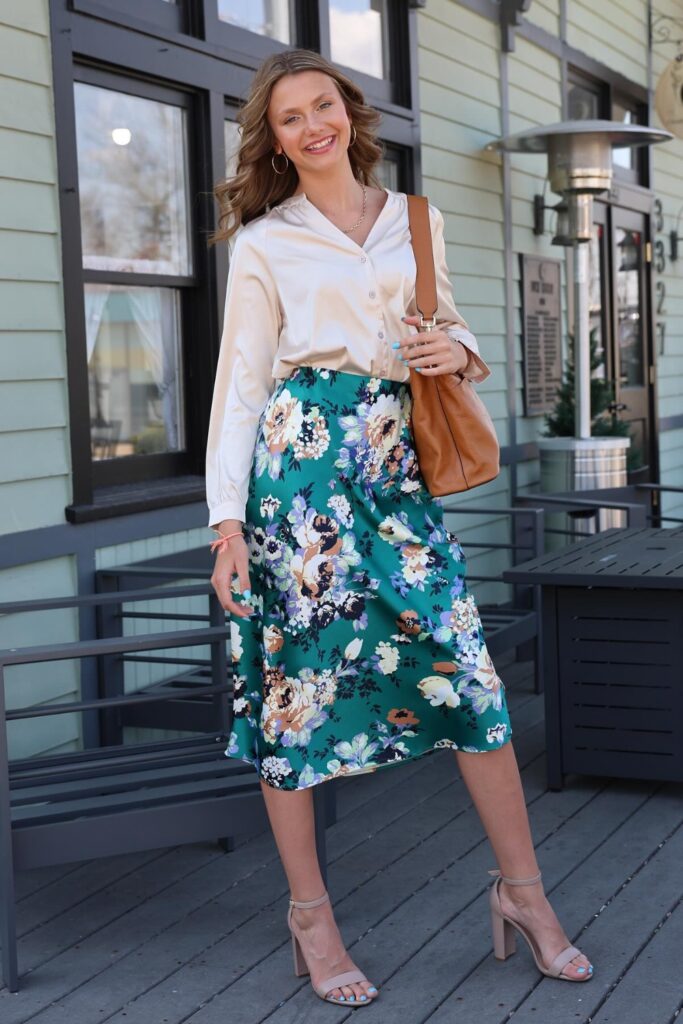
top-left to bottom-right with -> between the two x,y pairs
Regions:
205,218 -> 281,528
429,204 -> 491,384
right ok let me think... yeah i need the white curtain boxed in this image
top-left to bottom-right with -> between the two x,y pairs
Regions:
84,286 -> 109,363
127,288 -> 180,449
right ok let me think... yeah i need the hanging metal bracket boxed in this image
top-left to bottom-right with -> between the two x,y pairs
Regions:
500,0 -> 533,52
651,10 -> 683,53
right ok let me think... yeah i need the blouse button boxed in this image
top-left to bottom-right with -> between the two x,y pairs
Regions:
378,331 -> 384,340
360,255 -> 367,263
369,290 -> 376,299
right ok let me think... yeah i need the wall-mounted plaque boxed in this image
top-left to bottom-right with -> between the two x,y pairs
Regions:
520,254 -> 562,416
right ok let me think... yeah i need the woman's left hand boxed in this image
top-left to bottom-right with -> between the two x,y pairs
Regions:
395,315 -> 470,376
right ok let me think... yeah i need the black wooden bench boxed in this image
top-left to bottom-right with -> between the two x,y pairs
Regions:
440,503 -> 545,693
0,583 -> 329,993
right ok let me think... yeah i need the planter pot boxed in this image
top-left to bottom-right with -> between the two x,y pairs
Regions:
538,436 -> 631,548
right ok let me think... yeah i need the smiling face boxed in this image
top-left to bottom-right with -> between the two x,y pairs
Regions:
268,70 -> 353,180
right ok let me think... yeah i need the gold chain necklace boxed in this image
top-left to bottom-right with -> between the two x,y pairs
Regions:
341,183 -> 367,234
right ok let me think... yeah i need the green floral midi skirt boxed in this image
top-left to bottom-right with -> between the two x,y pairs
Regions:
226,366 -> 512,790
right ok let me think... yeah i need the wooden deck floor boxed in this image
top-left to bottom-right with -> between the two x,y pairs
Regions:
2,657 -> 682,1024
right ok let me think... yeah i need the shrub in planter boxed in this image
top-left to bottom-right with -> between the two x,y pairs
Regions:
542,329 -> 641,471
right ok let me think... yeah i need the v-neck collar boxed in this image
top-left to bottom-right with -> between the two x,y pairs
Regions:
286,186 -> 394,253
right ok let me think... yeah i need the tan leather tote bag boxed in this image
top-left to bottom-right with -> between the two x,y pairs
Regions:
407,194 -> 500,496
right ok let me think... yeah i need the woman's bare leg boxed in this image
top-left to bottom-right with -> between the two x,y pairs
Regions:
454,742 -> 593,979
259,780 -> 378,1003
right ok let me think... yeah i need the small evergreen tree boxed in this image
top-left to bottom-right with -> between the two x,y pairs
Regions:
542,328 -> 631,441
542,329 -> 642,470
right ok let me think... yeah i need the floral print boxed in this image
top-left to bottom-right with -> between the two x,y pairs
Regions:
226,367 -> 512,789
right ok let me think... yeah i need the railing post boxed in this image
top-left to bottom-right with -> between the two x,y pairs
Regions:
0,664 -> 19,991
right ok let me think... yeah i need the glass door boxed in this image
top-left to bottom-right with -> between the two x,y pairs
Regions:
611,207 -> 652,480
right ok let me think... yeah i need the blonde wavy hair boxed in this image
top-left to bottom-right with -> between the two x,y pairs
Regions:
209,49 -> 384,244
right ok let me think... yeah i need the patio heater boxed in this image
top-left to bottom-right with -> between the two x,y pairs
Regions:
486,121 -> 671,534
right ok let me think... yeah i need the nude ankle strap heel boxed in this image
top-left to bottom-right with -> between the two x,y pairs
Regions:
286,891 -> 377,1007
487,868 -> 594,982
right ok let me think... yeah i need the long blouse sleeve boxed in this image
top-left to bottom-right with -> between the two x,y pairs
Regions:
205,218 -> 281,528
428,205 -> 491,384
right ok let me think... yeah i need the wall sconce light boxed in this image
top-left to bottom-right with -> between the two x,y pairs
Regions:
670,209 -> 683,260
534,195 -> 573,245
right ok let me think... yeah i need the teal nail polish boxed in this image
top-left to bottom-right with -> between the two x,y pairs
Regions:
392,341 -> 400,350
243,589 -> 252,599
577,967 -> 586,974
348,996 -> 355,1002
360,995 -> 368,1001
338,996 -> 345,1001
416,367 -> 422,373
368,987 -> 377,994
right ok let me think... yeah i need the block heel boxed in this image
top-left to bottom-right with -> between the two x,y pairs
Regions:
291,933 -> 309,976
490,898 -> 517,959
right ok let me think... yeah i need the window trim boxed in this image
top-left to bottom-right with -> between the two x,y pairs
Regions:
72,0 -> 186,33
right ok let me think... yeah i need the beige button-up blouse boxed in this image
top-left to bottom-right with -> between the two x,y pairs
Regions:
206,188 -> 491,528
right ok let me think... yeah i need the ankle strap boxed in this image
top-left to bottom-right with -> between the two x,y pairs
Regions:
289,891 -> 330,909
488,868 -> 542,886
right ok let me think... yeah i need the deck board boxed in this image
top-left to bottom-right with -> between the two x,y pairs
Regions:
1,657 -> 681,1024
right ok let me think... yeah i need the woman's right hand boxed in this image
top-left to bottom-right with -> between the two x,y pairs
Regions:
210,522 -> 253,619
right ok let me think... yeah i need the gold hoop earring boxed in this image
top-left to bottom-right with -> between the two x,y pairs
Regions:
348,125 -> 357,148
271,152 -> 289,175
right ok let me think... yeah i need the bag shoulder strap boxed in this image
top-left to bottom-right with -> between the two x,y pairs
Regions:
407,194 -> 438,325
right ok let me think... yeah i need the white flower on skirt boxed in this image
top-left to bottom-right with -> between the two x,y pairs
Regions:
261,755 -> 294,785
378,514 -> 419,544
344,637 -> 364,660
328,493 -> 354,527
486,722 -> 508,744
418,675 -> 461,708
375,641 -> 400,675
260,494 -> 281,519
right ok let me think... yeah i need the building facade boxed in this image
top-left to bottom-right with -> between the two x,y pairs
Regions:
1,0 -> 681,758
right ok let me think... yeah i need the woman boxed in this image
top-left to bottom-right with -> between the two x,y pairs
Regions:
206,49 -> 593,1009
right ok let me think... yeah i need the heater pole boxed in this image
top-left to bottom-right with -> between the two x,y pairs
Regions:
573,240 -> 592,439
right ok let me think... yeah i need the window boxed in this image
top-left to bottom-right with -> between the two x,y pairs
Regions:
567,79 -> 602,121
329,0 -> 390,80
566,69 -> 647,187
218,0 -> 295,43
224,118 -> 241,178
70,71 -> 197,491
611,95 -> 647,184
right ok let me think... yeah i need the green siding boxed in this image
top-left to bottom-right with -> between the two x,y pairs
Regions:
525,0 -> 560,35
651,0 -> 683,509
0,1 -> 71,539
567,0 -> 648,87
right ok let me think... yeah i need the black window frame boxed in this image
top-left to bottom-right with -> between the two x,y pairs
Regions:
73,65 -> 202,491
50,0 -> 421,523
72,0 -> 188,34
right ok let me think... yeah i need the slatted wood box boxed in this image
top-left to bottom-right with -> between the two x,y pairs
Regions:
544,585 -> 683,786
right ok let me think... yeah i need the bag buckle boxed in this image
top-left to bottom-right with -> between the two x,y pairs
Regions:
419,315 -> 437,332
